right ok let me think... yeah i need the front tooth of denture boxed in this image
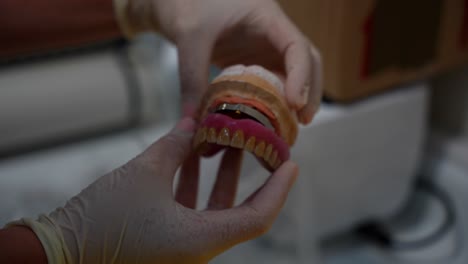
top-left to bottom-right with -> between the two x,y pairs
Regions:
254,141 -> 266,157
230,130 -> 245,148
245,136 -> 256,152
269,150 -> 278,167
207,128 -> 217,143
217,127 -> 231,146
194,127 -> 207,147
264,144 -> 273,161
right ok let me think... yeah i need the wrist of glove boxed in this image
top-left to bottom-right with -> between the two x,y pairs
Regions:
7,216 -> 72,264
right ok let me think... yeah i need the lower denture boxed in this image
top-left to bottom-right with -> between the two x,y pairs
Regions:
196,113 -> 290,164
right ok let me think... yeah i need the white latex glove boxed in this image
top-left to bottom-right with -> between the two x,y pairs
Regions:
114,0 -> 322,123
10,117 -> 298,263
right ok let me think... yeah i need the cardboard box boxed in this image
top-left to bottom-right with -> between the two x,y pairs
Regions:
277,0 -> 468,102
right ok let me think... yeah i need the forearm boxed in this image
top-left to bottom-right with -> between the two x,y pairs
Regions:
0,0 -> 121,59
0,226 -> 47,264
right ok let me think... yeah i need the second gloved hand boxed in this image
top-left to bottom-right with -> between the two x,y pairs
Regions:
114,0 -> 322,123
15,117 -> 298,263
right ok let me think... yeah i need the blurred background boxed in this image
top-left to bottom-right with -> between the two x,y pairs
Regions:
1,0 -> 468,263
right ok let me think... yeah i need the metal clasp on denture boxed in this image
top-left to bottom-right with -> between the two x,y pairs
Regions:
212,103 -> 274,131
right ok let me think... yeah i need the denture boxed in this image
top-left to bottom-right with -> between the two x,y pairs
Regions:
194,65 -> 299,171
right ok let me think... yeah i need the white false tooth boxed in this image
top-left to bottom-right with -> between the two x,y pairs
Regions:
230,130 -> 245,148
207,128 -> 217,143
269,150 -> 278,167
264,144 -> 273,161
217,127 -> 231,146
245,136 -> 256,152
193,127 -> 207,147
254,141 -> 266,157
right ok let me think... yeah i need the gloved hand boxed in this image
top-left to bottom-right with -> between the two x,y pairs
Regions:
9,117 -> 298,263
114,0 -> 322,123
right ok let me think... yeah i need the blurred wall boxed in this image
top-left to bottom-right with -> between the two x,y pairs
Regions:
431,65 -> 468,135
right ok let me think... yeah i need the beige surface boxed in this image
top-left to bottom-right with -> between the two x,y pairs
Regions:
277,0 -> 468,102
0,51 -> 130,153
